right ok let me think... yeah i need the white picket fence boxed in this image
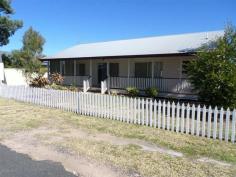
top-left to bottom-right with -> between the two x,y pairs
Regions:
0,84 -> 235,143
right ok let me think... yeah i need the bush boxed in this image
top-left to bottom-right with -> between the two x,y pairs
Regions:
51,73 -> 63,85
47,83 -> 77,91
111,90 -> 118,96
30,75 -> 49,88
187,25 -> 236,108
48,83 -> 67,90
145,87 -> 159,98
126,87 -> 139,97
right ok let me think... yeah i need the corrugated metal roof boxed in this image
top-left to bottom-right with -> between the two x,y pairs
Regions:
44,30 -> 224,60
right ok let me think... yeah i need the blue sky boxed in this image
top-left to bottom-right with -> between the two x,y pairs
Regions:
1,0 -> 236,56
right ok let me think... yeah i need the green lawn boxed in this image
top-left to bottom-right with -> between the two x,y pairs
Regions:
0,98 -> 236,177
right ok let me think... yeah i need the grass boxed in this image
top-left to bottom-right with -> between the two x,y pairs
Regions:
0,98 -> 236,177
53,138 -> 234,177
66,115 -> 236,163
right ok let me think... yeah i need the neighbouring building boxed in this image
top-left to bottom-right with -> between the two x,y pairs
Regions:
41,30 -> 224,99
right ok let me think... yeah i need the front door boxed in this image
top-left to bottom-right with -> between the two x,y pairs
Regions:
98,63 -> 107,85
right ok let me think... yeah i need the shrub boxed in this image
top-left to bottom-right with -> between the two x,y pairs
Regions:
67,85 -> 78,92
51,73 -> 63,85
126,87 -> 139,97
111,90 -> 118,96
48,83 -> 67,90
145,87 -> 159,98
30,75 -> 49,88
47,83 -> 78,91
187,25 -> 236,108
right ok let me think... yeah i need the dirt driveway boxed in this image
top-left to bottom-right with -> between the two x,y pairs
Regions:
0,98 -> 236,177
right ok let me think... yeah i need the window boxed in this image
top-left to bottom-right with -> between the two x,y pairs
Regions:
135,62 -> 151,77
182,60 -> 190,75
154,62 -> 163,77
64,60 -> 74,76
109,63 -> 119,77
49,60 -> 60,74
76,63 -> 86,76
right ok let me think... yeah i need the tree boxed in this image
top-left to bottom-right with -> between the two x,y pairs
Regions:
21,27 -> 45,74
187,24 -> 236,108
0,0 -> 23,46
22,27 -> 45,57
3,27 -> 45,75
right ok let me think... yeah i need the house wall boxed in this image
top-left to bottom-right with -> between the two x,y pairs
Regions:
50,55 -> 194,86
89,56 -> 194,85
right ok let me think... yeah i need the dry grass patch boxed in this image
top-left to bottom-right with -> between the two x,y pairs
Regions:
51,137 -> 235,177
1,98 -> 236,177
66,115 -> 236,163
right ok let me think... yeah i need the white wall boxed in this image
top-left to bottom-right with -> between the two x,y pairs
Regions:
4,68 -> 28,86
0,59 -> 4,83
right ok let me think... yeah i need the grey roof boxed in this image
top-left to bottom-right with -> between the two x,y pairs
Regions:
44,30 -> 224,60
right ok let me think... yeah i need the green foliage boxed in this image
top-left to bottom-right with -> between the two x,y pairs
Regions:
30,75 -> 49,88
2,54 -> 12,67
25,58 -> 42,73
2,27 -> 45,76
48,83 -> 77,92
39,66 -> 48,75
0,0 -> 23,46
145,87 -> 159,98
126,87 -> 140,97
187,24 -> 236,108
22,27 -> 45,57
0,0 -> 13,13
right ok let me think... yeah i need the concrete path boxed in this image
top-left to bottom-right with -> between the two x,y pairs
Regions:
0,145 -> 77,177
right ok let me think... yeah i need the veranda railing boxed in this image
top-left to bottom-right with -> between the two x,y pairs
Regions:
109,77 -> 193,94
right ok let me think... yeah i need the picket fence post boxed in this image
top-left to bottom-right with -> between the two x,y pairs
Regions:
181,103 -> 185,133
171,102 -> 175,131
231,110 -> 236,143
225,108 -> 230,142
186,104 -> 190,134
196,105 -> 201,136
201,106 -> 206,137
207,106 -> 212,138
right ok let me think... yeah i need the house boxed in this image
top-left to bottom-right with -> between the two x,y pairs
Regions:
41,30 -> 224,99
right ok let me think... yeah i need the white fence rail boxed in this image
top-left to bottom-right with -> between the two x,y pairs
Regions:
0,85 -> 235,143
109,77 -> 193,94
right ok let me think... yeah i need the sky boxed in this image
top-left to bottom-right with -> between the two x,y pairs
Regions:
1,0 -> 236,56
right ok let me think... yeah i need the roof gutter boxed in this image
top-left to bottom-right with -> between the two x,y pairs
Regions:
40,52 -> 196,61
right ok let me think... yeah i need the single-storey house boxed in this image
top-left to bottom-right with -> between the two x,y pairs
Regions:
42,30 -> 224,98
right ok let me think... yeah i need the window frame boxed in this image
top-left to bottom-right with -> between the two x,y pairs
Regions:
109,63 -> 119,77
76,63 -> 86,76
64,60 -> 74,76
134,62 -> 152,78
